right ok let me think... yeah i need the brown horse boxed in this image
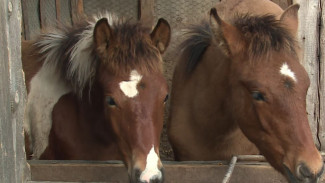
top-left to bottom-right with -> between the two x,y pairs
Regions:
168,0 -> 324,182
23,13 -> 171,183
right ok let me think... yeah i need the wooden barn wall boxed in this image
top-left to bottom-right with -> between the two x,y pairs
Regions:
0,0 -> 30,182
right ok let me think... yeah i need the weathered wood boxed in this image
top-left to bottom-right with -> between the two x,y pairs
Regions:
29,160 -> 290,183
319,0 -> 325,150
70,0 -> 84,25
21,0 -> 30,40
294,0 -> 321,148
40,0 -> 57,30
139,0 -> 155,29
55,0 -> 61,22
0,0 -> 30,182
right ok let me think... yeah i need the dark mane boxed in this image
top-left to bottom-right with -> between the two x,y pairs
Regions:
180,20 -> 212,73
234,14 -> 297,58
34,14 -> 161,97
181,14 -> 297,73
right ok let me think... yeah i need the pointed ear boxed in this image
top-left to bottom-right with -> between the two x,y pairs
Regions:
150,18 -> 171,53
280,4 -> 300,36
210,8 -> 243,56
94,18 -> 112,56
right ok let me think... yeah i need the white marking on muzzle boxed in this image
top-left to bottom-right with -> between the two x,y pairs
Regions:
119,70 -> 142,98
280,63 -> 297,82
140,146 -> 162,182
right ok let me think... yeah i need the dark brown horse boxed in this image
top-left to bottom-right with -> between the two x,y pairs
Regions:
168,0 -> 324,182
23,13 -> 171,183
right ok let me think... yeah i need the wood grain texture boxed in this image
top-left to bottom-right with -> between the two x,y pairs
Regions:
139,0 -> 155,29
295,0 -> 321,148
319,0 -> 325,150
71,0 -> 84,25
28,160 -> 289,183
0,0 -> 30,182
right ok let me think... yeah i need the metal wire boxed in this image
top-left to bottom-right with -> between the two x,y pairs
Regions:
222,156 -> 238,183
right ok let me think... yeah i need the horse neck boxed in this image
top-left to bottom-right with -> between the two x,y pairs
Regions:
186,45 -> 237,134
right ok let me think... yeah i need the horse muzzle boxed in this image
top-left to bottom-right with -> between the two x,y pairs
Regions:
284,163 -> 324,183
130,167 -> 164,183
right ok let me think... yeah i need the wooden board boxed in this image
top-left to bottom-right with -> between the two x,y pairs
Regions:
29,160 -> 290,183
319,0 -> 325,151
0,0 -> 30,182
294,0 -> 322,148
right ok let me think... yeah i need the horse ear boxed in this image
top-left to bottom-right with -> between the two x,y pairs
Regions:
280,4 -> 300,36
150,18 -> 171,53
94,18 -> 112,56
210,8 -> 243,56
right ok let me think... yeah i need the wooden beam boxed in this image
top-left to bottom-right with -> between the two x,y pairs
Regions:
70,0 -> 84,25
319,0 -> 325,150
138,0 -> 155,29
55,0 -> 61,22
28,160 -> 291,183
295,0 -> 321,149
21,0 -> 30,40
0,0 -> 29,182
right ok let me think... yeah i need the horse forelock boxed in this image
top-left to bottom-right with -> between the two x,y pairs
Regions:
34,12 -> 162,98
102,19 -> 163,76
234,14 -> 297,59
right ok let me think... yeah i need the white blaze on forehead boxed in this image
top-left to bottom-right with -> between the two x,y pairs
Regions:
280,63 -> 297,82
140,146 -> 162,182
119,70 -> 143,98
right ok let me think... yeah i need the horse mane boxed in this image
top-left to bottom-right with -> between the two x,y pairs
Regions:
34,13 -> 161,97
181,14 -> 297,73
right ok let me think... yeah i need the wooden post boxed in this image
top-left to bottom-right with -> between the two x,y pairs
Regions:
319,0 -> 325,151
0,0 -> 30,182
21,0 -> 30,40
71,0 -> 84,25
138,0 -> 155,30
55,0 -> 61,22
295,0 -> 322,148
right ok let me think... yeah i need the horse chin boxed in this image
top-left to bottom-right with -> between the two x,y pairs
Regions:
283,164 -> 321,183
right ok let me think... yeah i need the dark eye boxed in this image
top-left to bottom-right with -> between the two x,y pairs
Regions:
252,91 -> 265,101
164,94 -> 169,103
106,96 -> 116,106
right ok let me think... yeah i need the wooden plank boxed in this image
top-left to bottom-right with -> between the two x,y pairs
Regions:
28,160 -> 290,183
40,0 -> 57,30
21,0 -> 30,40
138,0 -> 155,29
70,0 -> 84,25
55,0 -> 61,22
294,0 -> 322,148
319,0 -> 325,150
0,0 -> 30,182
21,0 -> 41,40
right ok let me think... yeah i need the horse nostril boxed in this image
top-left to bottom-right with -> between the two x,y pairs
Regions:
297,163 -> 313,178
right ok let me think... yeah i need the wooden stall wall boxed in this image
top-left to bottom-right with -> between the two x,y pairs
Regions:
0,0 -> 30,182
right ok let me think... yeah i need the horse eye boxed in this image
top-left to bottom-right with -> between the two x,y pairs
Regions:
106,96 -> 116,106
164,94 -> 169,103
252,91 -> 265,101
